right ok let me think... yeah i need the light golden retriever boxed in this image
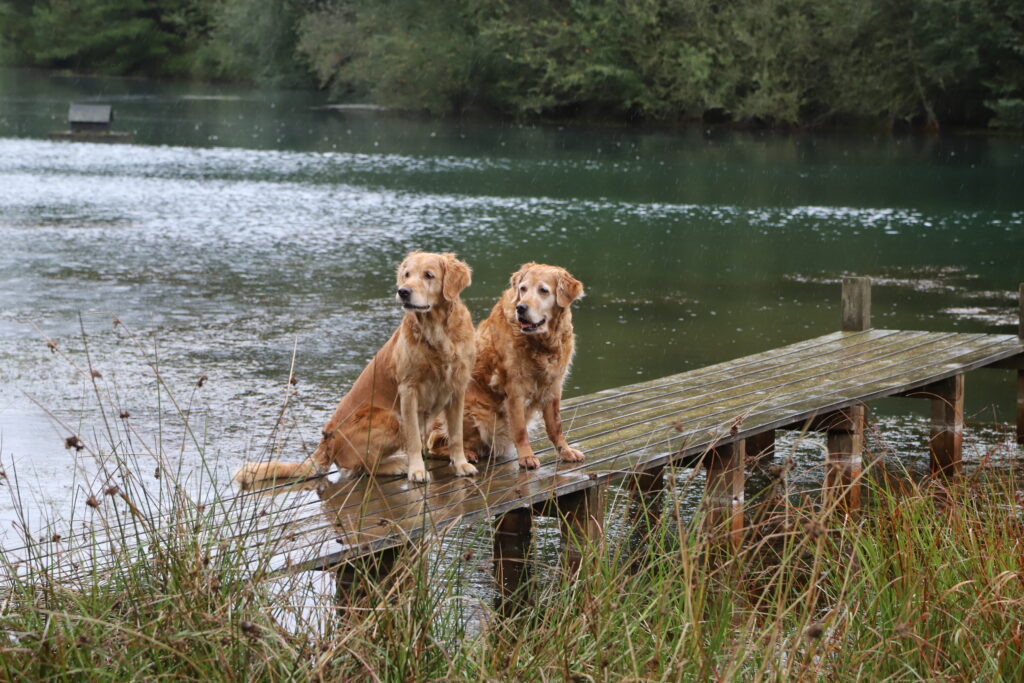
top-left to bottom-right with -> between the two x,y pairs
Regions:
429,263 -> 585,469
234,251 -> 477,488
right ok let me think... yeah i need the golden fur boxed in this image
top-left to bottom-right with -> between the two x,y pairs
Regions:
234,252 -> 477,488
429,263 -> 585,469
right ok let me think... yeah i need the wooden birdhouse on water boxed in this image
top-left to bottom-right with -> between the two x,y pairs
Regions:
69,103 -> 113,132
50,103 -> 132,142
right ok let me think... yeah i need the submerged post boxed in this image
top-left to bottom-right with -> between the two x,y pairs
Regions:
822,406 -> 865,511
929,375 -> 965,477
703,441 -> 744,549
558,486 -> 605,576
842,277 -> 871,331
493,507 -> 532,614
1018,283 -> 1023,445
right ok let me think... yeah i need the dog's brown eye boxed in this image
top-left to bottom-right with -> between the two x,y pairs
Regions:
520,285 -> 527,292
424,272 -> 434,279
404,271 -> 410,278
539,287 -> 550,295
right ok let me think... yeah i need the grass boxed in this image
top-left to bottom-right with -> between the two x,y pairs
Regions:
1,327 -> 1022,680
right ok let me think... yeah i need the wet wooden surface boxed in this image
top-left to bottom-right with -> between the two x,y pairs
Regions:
228,328 -> 1022,573
23,329 -> 1022,576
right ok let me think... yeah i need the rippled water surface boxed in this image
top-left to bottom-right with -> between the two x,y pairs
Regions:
1,68 -> 1022,545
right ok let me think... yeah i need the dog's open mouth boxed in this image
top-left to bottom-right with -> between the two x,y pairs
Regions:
403,303 -> 431,312
518,317 -> 546,333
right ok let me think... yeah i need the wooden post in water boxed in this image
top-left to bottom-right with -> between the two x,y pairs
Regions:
929,375 -> 965,477
745,430 -> 775,466
628,464 -> 665,496
493,507 -> 532,614
703,441 -> 744,549
335,547 -> 399,605
842,277 -> 871,331
1018,283 -> 1023,445
557,486 -> 605,576
822,406 -> 865,511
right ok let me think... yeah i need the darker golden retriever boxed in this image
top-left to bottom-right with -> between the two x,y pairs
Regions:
234,251 -> 477,487
429,262 -> 585,469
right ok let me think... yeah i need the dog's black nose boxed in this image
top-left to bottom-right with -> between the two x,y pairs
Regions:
515,303 -> 528,315
398,287 -> 412,300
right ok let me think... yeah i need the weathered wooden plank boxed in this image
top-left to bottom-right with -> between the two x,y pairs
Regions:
560,329 -> 926,434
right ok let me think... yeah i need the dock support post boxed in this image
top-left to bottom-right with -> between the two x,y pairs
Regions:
336,547 -> 399,605
929,374 -> 964,477
703,441 -> 744,549
628,464 -> 665,497
493,507 -> 532,613
558,486 -> 604,576
1018,283 -> 1023,445
823,406 -> 865,512
745,431 -> 775,466
842,277 -> 871,331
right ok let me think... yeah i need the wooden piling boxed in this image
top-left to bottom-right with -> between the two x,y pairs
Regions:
557,486 -> 604,576
821,406 -> 865,511
842,277 -> 871,332
928,375 -> 964,477
1018,283 -> 1023,445
745,430 -> 775,466
335,547 -> 399,605
703,441 -> 744,549
628,464 -> 665,496
493,507 -> 532,613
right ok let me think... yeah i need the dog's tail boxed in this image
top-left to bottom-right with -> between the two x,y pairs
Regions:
425,418 -> 450,458
233,454 -> 321,490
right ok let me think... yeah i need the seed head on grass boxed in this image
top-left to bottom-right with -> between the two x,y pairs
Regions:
65,435 -> 84,451
86,495 -> 100,508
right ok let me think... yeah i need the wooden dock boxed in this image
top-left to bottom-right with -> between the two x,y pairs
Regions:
17,279 -> 1020,589
228,278 -> 1023,576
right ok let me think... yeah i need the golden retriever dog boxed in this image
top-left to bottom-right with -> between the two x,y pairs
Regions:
234,251 -> 477,488
429,263 -> 585,469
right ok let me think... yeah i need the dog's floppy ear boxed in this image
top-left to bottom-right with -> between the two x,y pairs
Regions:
441,253 -> 471,301
556,270 -> 584,308
509,262 -> 537,290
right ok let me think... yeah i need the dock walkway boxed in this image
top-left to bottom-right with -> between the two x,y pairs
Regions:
232,278 -> 1024,574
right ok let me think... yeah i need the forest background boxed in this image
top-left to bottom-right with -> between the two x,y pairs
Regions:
1,0 -> 1022,130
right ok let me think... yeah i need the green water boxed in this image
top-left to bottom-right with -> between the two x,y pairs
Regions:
0,67 -> 1022,535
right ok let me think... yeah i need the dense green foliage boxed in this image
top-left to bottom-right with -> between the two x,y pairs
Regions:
2,0 -> 1023,127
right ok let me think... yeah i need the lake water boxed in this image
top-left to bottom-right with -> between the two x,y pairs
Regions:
0,67 -> 1022,551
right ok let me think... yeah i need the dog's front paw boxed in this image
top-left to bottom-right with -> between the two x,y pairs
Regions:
464,449 -> 479,464
408,467 -> 431,484
453,461 -> 478,477
558,446 -> 585,463
518,455 -> 541,470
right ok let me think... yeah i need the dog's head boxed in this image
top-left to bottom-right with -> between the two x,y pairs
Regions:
508,263 -> 584,335
395,251 -> 472,313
